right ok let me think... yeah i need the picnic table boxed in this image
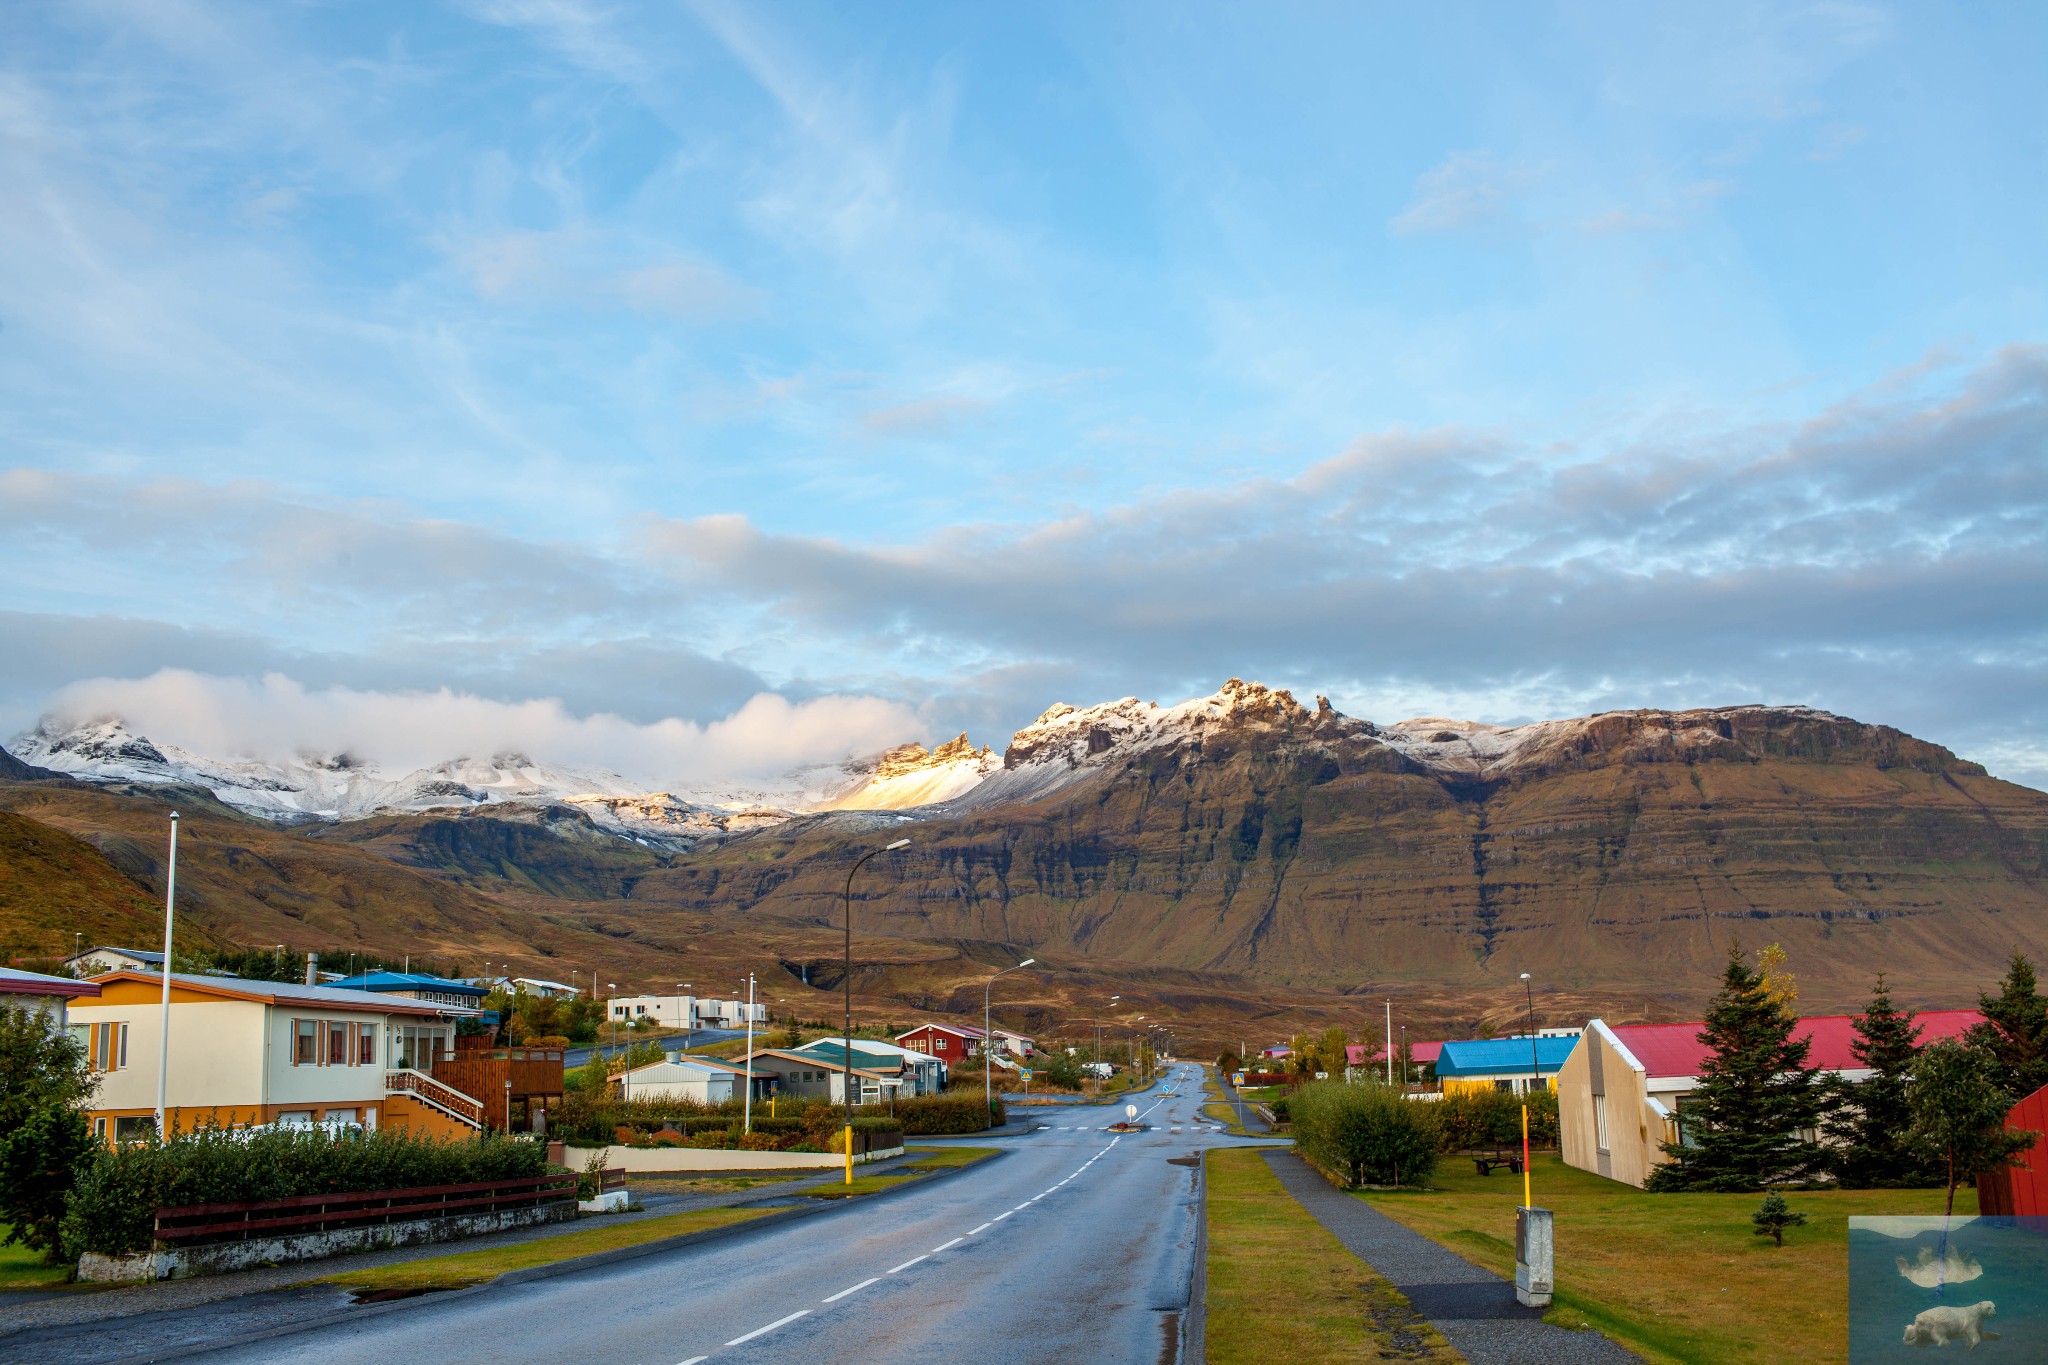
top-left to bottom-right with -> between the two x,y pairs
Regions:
1467,1147 -> 1524,1176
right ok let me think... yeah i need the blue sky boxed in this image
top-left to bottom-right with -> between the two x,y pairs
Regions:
2,1 -> 2045,787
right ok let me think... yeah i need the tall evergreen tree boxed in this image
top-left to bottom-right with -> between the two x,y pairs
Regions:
1967,950 -> 2048,1101
1647,943 -> 1827,1192
1828,972 -> 1939,1187
1909,1039 -> 2040,1217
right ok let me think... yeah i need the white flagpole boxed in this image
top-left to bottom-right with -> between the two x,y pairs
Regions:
742,973 -> 756,1135
155,812 -> 179,1136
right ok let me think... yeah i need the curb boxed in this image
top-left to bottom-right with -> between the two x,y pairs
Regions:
90,1148 -> 1007,1365
1183,1150 -> 1208,1365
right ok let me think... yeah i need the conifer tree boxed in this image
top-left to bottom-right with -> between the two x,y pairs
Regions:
1967,950 -> 2048,1101
1827,972 -> 1940,1187
1646,943 -> 1826,1192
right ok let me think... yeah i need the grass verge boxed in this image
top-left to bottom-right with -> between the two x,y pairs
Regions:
1205,1149 -> 1459,1364
0,1229 -> 73,1290
1357,1153 -> 1973,1365
321,1207 -> 776,1294
1202,1101 -> 1249,1136
805,1144 -> 998,1198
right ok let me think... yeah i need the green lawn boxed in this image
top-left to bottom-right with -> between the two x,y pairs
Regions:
1358,1154 -> 1972,1365
0,1229 -> 72,1290
1206,1149 -> 1459,1364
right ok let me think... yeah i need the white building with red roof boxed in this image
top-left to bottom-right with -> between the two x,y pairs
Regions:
1557,1010 -> 1981,1187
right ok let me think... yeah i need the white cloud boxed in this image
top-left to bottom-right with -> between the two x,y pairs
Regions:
1390,151 -> 1544,235
39,670 -> 919,789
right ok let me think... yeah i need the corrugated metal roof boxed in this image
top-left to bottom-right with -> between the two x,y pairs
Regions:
1435,1035 -> 1581,1077
1603,1010 -> 1982,1079
86,970 -> 456,1016
0,966 -> 102,999
328,971 -> 489,996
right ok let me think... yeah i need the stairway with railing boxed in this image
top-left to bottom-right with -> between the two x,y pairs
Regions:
385,1068 -> 485,1129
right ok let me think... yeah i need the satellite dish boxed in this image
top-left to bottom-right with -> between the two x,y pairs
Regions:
1125,1103 -> 1138,1120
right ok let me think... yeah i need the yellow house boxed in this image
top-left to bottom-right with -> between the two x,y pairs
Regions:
70,971 -> 484,1142
1433,1036 -> 1578,1095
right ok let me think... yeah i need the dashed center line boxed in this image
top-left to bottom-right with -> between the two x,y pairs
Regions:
931,1237 -> 964,1254
725,1310 -> 808,1346
969,1221 -> 992,1234
887,1254 -> 929,1274
822,1277 -> 878,1304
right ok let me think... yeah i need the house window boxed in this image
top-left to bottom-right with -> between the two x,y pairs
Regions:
1593,1094 -> 1610,1151
934,1037 -> 948,1051
359,1028 -> 376,1066
88,1022 -> 129,1073
94,1117 -> 107,1141
114,1115 -> 156,1142
1493,1078 -> 1514,1092
295,1019 -> 318,1065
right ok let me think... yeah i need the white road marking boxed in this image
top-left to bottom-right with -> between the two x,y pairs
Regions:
678,1358 -> 708,1364
931,1237 -> 964,1253
725,1311 -> 808,1346
994,1210 -> 1014,1220
822,1278 -> 878,1303
969,1221 -> 993,1234
888,1255 -> 929,1274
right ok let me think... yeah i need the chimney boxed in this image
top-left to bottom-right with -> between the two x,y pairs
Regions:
305,951 -> 319,987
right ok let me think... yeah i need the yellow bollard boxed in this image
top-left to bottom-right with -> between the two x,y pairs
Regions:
1521,1103 -> 1531,1209
843,1123 -> 854,1184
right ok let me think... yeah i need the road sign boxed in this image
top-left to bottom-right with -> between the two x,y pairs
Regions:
1125,1103 -> 1138,1120
1019,1069 -> 1032,1080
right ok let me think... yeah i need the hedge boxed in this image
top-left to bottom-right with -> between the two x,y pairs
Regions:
64,1127 -> 547,1257
857,1095 -> 1004,1135
1290,1081 -> 1437,1189
1431,1088 -> 1559,1152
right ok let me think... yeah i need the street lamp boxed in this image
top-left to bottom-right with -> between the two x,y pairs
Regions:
607,983 -> 621,1105
678,982 -> 694,1050
983,959 -> 1036,1119
154,812 -> 179,1138
1520,971 -> 1538,1209
842,837 -> 911,1184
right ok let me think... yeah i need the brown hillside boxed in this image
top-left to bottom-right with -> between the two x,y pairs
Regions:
0,808 -> 168,961
631,705 -> 2048,1014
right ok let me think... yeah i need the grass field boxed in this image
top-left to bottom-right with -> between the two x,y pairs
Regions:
1358,1153 -> 1972,1365
321,1206 -> 777,1294
1206,1149 -> 1459,1364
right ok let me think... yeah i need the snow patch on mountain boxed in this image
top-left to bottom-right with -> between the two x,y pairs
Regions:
814,734 -> 1000,811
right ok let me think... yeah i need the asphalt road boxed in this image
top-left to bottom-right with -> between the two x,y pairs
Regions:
198,1065 -> 1271,1365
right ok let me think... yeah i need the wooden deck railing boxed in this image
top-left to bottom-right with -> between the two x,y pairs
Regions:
153,1173 -> 576,1246
385,1067 -> 486,1127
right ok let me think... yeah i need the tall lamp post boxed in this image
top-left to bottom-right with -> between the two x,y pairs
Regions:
154,811 -> 179,1137
983,959 -> 1035,1120
843,838 -> 911,1185
677,981 -> 693,1051
1520,971 -> 1538,1209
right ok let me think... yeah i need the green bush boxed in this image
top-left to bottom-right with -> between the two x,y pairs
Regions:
1291,1081 -> 1438,1189
856,1095 -> 1002,1135
1267,1097 -> 1291,1123
1431,1088 -> 1559,1152
0,1005 -> 98,1261
64,1127 -> 547,1257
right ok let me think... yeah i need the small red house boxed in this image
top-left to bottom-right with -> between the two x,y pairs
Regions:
1977,1081 -> 2048,1217
896,1022 -> 987,1062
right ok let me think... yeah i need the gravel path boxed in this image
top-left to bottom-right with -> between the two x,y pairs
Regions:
1262,1150 -> 1640,1365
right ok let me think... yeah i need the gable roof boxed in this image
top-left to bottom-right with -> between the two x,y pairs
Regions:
70,946 -> 163,966
1346,1041 -> 1445,1067
624,1056 -> 747,1080
898,1021 -> 988,1041
1599,1009 -> 1982,1079
1436,1036 -> 1581,1077
328,971 -> 490,997
738,1047 -> 892,1079
87,970 -> 457,1017
0,966 -> 102,999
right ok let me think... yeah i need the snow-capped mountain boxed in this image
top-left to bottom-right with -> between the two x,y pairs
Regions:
812,735 -> 1000,811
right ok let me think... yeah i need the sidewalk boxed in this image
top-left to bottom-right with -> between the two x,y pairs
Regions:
1261,1151 -> 1638,1365
0,1152 -> 926,1343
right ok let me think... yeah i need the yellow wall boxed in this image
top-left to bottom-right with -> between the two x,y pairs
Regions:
1441,1074 -> 1557,1096
383,1095 -> 480,1141
85,1101 -> 392,1140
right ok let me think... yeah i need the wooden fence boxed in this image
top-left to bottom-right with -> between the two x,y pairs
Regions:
154,1173 -> 577,1246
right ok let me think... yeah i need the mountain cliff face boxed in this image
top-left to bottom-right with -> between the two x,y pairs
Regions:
630,683 -> 2048,1009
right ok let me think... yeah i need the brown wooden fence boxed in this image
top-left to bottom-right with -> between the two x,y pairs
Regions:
154,1173 -> 577,1246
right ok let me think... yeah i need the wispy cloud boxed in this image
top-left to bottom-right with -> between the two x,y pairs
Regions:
857,396 -> 992,439
1390,152 -> 1545,235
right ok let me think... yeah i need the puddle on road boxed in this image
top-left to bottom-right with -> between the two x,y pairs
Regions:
1166,1156 -> 1200,1168
348,1283 -> 470,1304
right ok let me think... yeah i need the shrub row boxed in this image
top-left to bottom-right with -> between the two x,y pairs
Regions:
1430,1088 -> 1559,1152
1290,1082 -> 1437,1189
856,1095 -> 1004,1134
64,1128 -> 547,1257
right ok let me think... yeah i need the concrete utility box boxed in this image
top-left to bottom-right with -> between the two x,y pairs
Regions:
1515,1206 -> 1554,1308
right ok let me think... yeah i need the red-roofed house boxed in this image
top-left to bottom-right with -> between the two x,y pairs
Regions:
1344,1041 -> 1443,1084
1558,1010 -> 1981,1187
896,1022 -> 1033,1063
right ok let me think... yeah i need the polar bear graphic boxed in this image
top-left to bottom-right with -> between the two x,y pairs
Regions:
1903,1301 -> 1998,1349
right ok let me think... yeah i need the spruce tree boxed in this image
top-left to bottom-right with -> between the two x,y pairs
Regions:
1647,943 -> 1826,1192
1967,950 -> 2048,1101
1828,972 -> 1940,1187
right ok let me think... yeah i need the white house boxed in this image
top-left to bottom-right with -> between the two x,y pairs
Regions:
792,1037 -> 947,1097
612,1054 -> 749,1103
0,965 -> 102,1029
69,971 -> 484,1143
61,945 -> 164,977
607,993 -> 765,1030
512,977 -> 579,999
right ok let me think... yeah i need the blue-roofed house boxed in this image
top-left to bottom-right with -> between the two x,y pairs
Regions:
1434,1035 -> 1582,1096
327,971 -> 490,1012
